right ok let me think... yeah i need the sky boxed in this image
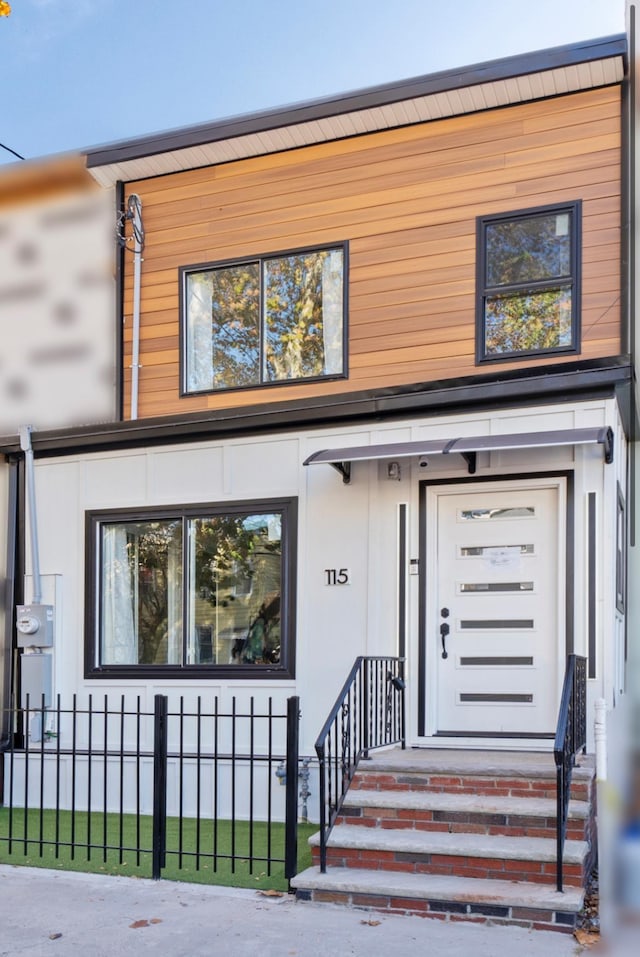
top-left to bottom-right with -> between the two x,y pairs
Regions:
0,0 -> 627,167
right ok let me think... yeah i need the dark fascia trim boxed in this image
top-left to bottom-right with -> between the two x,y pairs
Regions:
0,355 -> 631,460
626,5 -> 636,547
85,35 -> 627,170
0,457 -> 21,749
615,377 -> 635,438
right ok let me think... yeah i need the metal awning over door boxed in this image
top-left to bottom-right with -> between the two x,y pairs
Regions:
303,426 -> 613,483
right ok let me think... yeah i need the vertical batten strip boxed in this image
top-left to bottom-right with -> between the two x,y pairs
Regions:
398,503 -> 407,672
588,492 -> 597,678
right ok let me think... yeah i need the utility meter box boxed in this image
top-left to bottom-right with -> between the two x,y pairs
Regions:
16,604 -> 54,647
20,653 -> 53,708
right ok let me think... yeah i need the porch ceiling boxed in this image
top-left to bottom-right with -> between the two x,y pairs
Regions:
303,426 -> 614,483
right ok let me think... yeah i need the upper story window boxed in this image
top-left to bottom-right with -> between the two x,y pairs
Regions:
182,245 -> 346,394
476,203 -> 580,362
86,498 -> 297,679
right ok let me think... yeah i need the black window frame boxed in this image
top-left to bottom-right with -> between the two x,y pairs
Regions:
179,242 -> 348,396
85,497 -> 297,680
476,201 -> 581,364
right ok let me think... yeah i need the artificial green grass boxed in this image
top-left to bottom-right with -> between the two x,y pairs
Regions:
0,807 -> 315,891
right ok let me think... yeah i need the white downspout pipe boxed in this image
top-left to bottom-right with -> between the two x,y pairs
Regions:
128,194 -> 143,421
595,697 -> 607,782
18,425 -> 42,605
594,699 -> 609,935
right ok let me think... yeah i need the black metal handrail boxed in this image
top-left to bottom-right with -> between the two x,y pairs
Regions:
314,656 -> 405,872
553,653 -> 587,892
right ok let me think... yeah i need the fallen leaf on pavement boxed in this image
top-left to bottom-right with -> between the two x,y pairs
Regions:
129,920 -> 149,929
258,889 -> 284,897
574,928 -> 599,947
360,920 -> 381,926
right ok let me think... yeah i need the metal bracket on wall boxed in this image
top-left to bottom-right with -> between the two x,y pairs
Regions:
460,451 -> 477,474
329,461 -> 352,484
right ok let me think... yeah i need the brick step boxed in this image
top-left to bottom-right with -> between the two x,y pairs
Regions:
351,749 -> 595,803
337,788 -> 589,840
351,774 -> 592,802
291,866 -> 584,933
309,824 -> 589,887
357,748 -> 594,776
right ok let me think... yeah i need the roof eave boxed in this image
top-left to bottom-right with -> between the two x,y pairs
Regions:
84,33 -> 627,174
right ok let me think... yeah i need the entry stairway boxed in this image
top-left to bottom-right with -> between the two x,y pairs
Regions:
292,748 -> 596,933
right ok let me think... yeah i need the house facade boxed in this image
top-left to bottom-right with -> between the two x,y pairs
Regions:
0,35 -> 631,773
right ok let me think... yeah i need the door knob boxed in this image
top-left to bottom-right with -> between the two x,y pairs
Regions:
440,621 -> 449,659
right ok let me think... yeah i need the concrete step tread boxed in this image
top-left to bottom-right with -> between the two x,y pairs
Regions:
310,823 -> 588,863
343,788 -> 588,818
360,747 -> 595,781
291,865 -> 585,913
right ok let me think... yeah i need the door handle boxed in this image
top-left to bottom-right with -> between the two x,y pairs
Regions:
440,621 -> 450,659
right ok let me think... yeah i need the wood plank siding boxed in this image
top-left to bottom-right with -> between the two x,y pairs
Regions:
122,86 -> 621,419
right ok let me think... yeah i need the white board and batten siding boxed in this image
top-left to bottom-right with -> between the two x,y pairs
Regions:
21,395 -> 626,756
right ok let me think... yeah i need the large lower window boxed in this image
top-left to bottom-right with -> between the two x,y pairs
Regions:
86,499 -> 296,677
182,245 -> 346,393
476,203 -> 580,362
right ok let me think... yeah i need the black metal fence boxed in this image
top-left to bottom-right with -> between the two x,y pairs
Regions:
315,656 -> 405,872
554,653 -> 587,892
0,693 -> 300,883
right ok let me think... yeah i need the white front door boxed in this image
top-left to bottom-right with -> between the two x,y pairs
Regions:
426,478 -> 565,738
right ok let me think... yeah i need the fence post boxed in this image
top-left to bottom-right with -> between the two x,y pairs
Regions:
284,696 -> 299,882
152,694 -> 168,880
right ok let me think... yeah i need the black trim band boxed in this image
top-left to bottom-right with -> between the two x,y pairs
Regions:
115,181 -> 125,422
0,458 -> 20,749
0,356 -> 631,459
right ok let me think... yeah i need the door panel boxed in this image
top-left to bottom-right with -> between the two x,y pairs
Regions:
432,482 -> 562,736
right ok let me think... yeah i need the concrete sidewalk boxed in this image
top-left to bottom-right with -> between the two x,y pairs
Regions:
0,864 -> 581,957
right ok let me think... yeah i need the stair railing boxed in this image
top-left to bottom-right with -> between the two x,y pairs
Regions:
553,653 -> 587,892
314,656 -> 405,872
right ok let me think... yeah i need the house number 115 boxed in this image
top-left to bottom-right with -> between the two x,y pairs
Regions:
324,568 -> 350,585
